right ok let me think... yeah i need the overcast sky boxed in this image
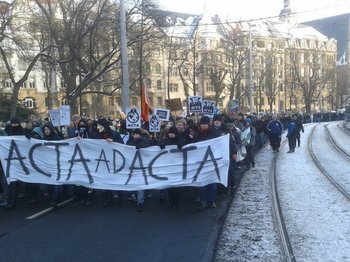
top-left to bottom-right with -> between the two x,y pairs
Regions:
157,0 -> 350,22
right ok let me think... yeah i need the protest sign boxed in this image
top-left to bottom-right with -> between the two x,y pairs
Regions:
60,105 -> 71,126
149,115 -> 161,132
202,100 -> 215,117
154,108 -> 170,121
0,135 -> 230,190
188,96 -> 203,113
126,108 -> 141,129
48,109 -> 61,127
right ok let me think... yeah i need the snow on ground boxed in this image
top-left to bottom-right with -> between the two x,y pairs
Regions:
215,143 -> 282,261
216,122 -> 350,262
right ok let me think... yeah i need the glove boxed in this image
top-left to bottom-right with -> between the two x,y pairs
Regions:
25,134 -> 31,140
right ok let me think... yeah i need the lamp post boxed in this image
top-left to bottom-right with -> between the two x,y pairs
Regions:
249,22 -> 254,114
120,0 -> 130,112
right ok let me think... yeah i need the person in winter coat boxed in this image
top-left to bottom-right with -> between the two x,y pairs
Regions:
225,117 -> 241,194
42,124 -> 62,206
158,126 -> 186,209
293,114 -> 304,147
74,118 -> 94,206
244,118 -> 256,169
286,117 -> 297,153
126,128 -> 152,211
95,117 -> 124,207
4,117 -> 26,210
266,114 -> 283,153
195,116 -> 220,210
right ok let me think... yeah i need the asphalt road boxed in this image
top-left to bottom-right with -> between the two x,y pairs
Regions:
0,185 -> 236,262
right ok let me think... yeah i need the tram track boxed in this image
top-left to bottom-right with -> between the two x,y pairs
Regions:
324,124 -> 350,159
338,122 -> 350,135
308,124 -> 350,202
271,139 -> 295,262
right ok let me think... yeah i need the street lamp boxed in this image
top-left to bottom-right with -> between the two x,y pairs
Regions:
248,22 -> 254,114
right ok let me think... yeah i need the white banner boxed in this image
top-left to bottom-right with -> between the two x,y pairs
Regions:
0,135 -> 230,190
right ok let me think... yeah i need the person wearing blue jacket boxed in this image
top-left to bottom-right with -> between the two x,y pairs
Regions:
286,116 -> 297,153
266,114 -> 283,153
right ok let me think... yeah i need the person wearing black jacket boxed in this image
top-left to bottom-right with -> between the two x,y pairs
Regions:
95,117 -> 124,207
195,116 -> 220,210
127,128 -> 151,211
158,126 -> 186,209
293,114 -> 304,147
226,118 -> 241,194
42,124 -> 63,206
5,117 -> 26,210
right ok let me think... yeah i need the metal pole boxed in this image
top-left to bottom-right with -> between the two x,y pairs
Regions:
249,22 -> 254,113
139,0 -> 144,108
120,0 -> 130,112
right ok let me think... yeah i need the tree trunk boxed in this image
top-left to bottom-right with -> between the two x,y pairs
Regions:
10,84 -> 20,117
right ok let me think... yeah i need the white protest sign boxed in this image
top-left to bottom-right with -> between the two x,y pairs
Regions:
60,105 -> 71,126
188,96 -> 203,113
149,115 -> 160,132
126,108 -> 141,129
202,100 -> 216,117
48,109 -> 61,127
154,108 -> 170,121
0,135 -> 230,190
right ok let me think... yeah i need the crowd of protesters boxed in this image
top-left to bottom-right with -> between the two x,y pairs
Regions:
0,109 -> 343,212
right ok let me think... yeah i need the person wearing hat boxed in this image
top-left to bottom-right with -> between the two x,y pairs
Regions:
196,115 -> 220,210
5,117 -> 26,210
94,117 -> 124,207
158,125 -> 187,209
126,128 -> 152,211
212,114 -> 226,136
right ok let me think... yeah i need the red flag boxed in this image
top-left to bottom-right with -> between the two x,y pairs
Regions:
141,80 -> 151,122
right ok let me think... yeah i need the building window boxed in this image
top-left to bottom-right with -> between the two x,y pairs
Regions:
169,83 -> 178,92
116,98 -> 121,106
146,79 -> 151,89
170,68 -> 178,76
5,80 -> 12,88
205,83 -> 214,92
157,97 -> 163,106
144,62 -> 151,72
155,64 -> 161,74
154,49 -> 161,57
108,97 -> 114,106
23,97 -> 35,108
183,68 -> 188,76
20,81 -> 27,89
157,80 -> 162,90
29,80 -> 35,88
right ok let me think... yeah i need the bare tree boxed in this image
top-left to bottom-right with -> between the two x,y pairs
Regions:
0,1 -> 50,117
216,19 -> 249,107
286,50 -> 335,113
336,64 -> 350,108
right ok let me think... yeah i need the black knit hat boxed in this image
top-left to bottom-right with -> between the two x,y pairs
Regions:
10,117 -> 21,125
199,116 -> 210,125
168,126 -> 178,135
213,114 -> 222,122
132,128 -> 142,135
97,118 -> 110,128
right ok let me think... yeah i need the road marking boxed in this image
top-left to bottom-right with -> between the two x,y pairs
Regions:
26,198 -> 74,220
